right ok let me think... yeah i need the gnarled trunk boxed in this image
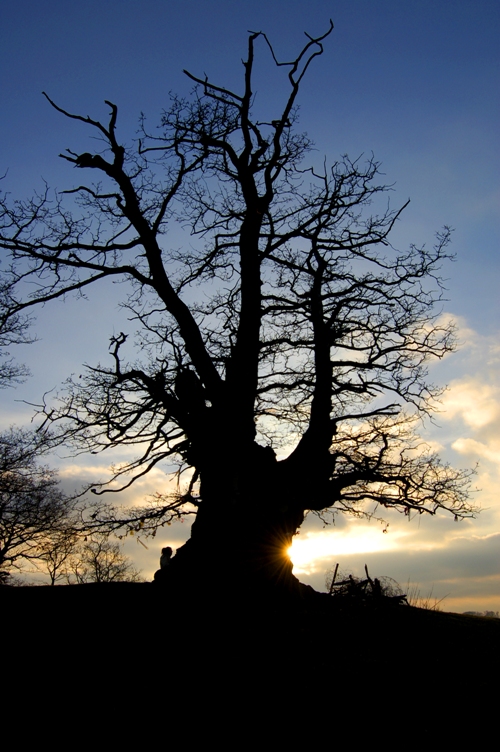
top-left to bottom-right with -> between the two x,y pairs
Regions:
156,443 -> 309,601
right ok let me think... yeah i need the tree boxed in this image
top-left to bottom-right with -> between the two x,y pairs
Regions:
0,23 -> 475,596
35,525 -> 80,585
67,534 -> 142,584
0,427 -> 78,580
0,261 -> 75,584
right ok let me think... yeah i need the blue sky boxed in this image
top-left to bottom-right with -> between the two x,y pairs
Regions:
1,1 -> 499,610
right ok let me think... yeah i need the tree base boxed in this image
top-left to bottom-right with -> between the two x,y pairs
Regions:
152,537 -> 319,608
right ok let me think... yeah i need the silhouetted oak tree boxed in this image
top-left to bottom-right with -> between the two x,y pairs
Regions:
0,24 -> 475,595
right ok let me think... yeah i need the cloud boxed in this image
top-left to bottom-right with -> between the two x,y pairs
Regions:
452,437 -> 500,465
289,523 -> 408,574
486,342 -> 500,366
441,379 -> 500,429
57,463 -> 108,480
427,322 -> 500,486
293,530 -> 500,612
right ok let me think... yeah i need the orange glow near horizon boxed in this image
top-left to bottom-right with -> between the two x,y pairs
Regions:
287,527 -> 404,572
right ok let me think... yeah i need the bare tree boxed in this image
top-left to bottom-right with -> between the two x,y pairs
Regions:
35,526 -> 80,585
0,23 -> 475,595
68,535 -> 142,584
0,428 -> 78,580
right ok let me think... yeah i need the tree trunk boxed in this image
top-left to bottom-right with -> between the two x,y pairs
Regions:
155,443 -> 311,602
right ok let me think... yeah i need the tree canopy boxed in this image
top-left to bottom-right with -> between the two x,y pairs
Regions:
0,23 -> 475,594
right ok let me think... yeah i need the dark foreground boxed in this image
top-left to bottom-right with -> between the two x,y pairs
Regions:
4,582 -> 498,738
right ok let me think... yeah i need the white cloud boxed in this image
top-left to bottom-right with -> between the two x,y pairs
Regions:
441,379 -> 500,428
452,437 -> 500,465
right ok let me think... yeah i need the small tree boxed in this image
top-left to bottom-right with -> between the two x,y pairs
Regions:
36,526 -> 80,585
0,23 -> 475,595
68,535 -> 142,584
0,427 -> 77,580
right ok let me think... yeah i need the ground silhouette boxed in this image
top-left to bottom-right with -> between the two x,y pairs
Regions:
4,581 -> 497,740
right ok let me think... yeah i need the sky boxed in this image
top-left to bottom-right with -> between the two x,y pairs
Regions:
0,0 -> 499,612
